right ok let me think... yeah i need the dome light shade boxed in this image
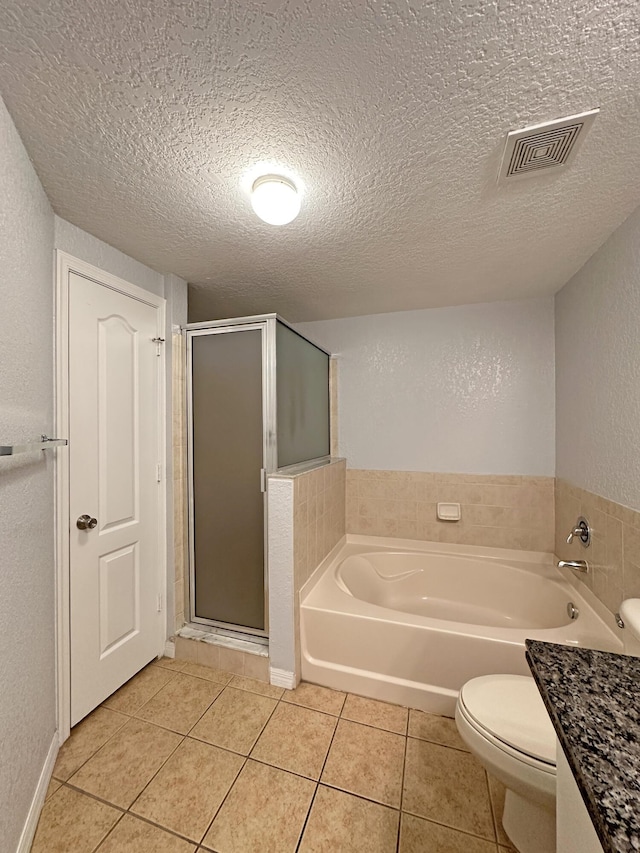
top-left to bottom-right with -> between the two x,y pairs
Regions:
250,175 -> 301,225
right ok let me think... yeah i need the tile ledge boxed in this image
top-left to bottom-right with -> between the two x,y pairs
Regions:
174,627 -> 269,657
270,457 -> 346,479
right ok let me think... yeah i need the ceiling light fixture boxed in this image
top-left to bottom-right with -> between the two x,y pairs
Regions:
250,174 -> 301,225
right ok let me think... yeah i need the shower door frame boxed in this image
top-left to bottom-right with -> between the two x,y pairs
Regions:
185,317 -> 276,640
184,314 -> 332,643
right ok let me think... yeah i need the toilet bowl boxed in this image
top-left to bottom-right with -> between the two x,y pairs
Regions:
455,674 -> 557,853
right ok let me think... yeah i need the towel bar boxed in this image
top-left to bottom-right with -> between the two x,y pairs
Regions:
0,434 -> 68,456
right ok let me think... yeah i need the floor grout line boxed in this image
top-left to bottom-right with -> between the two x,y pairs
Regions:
55,704 -> 157,786
125,730 -> 188,814
193,685 -> 285,847
58,780 -> 126,816
396,729 -> 409,852
102,659 -> 181,714
124,798 -> 209,846
294,782 -> 320,853
399,807 -> 500,844
91,809 -> 126,853
194,754 -> 248,849
316,781 -> 402,812
59,777 -> 216,848
290,696 -> 344,851
485,768 -> 504,847
405,732 -> 470,753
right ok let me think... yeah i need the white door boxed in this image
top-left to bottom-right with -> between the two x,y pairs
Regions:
68,271 -> 163,725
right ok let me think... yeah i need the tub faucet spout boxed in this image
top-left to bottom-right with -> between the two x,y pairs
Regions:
557,559 -> 589,573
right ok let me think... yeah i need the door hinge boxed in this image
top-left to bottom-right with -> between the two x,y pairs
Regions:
260,468 -> 266,493
157,593 -> 163,613
156,462 -> 162,482
152,336 -> 165,356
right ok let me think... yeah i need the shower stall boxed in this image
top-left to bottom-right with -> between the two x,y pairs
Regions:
185,314 -> 330,641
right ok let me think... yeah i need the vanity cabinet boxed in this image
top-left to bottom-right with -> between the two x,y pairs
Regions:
556,743 -> 605,853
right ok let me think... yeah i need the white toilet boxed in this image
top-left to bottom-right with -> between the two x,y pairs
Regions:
455,674 -> 557,853
456,601 -> 640,853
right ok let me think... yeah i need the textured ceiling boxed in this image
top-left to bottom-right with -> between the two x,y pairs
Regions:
1,1 -> 639,322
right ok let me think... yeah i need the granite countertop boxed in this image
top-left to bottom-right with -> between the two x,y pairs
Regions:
526,640 -> 640,853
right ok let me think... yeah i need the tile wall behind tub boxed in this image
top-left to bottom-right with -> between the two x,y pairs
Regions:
347,470 -> 555,552
173,331 -> 188,632
555,479 -> 640,615
292,458 -> 346,679
293,459 -> 347,593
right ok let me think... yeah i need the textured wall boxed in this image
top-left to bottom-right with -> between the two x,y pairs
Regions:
556,205 -> 640,510
0,97 -> 56,850
267,478 -> 295,677
299,298 -> 555,475
54,216 -> 165,295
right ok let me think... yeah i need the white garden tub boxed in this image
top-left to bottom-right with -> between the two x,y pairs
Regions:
300,535 -> 622,715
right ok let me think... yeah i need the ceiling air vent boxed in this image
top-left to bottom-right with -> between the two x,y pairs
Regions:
498,109 -> 599,182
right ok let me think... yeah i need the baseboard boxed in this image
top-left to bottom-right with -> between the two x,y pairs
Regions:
163,639 -> 176,659
270,667 -> 297,689
16,732 -> 59,853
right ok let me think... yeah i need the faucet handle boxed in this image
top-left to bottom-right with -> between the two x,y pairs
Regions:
566,517 -> 590,547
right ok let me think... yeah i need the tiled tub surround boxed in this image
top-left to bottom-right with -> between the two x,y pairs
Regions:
293,458 -> 347,590
301,536 -> 620,715
555,479 -> 640,616
347,470 -> 554,552
34,657 -> 518,853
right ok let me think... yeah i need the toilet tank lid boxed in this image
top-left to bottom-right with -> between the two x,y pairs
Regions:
459,674 -> 556,765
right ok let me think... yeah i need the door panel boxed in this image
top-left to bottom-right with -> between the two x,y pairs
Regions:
98,315 -> 137,528
69,271 -> 161,725
189,328 -> 266,633
98,544 -> 138,655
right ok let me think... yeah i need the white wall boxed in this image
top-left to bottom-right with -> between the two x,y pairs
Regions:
299,297 -> 556,475
0,98 -> 56,851
556,204 -> 640,510
54,216 -> 165,296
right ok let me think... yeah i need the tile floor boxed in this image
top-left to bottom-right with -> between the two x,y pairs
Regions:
34,658 -> 518,852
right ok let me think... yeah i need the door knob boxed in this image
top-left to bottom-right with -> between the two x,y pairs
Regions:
77,514 -> 98,530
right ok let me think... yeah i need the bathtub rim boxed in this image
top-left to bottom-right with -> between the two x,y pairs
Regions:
300,534 -> 623,643
299,534 -> 624,714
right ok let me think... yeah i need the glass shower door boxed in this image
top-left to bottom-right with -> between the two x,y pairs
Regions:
187,325 -> 267,635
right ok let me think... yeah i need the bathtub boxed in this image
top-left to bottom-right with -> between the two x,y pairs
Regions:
300,535 -> 623,715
